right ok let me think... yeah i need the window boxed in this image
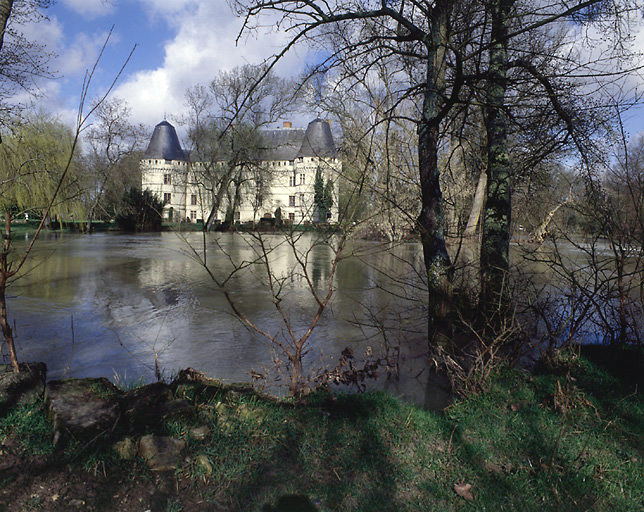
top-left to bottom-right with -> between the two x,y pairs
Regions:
289,195 -> 295,207
191,194 -> 197,205
234,212 -> 240,221
289,160 -> 294,166
163,193 -> 172,203
299,173 -> 305,185
164,174 -> 172,185
257,195 -> 263,207
288,213 -> 295,222
299,193 -> 305,206
289,176 -> 295,187
190,210 -> 196,221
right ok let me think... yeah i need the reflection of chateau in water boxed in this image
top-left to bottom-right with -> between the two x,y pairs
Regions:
11,233 -> 442,404
140,119 -> 341,224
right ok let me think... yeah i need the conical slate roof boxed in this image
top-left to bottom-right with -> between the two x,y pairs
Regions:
144,120 -> 187,161
297,118 -> 336,158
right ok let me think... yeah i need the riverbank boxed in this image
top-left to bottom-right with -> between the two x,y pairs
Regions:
9,219 -> 342,235
0,346 -> 641,511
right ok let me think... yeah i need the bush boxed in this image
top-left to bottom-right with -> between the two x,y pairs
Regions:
115,188 -> 164,232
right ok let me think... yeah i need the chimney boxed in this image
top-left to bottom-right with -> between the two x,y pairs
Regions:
282,121 -> 292,129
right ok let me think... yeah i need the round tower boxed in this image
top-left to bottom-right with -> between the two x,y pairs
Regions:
140,120 -> 188,222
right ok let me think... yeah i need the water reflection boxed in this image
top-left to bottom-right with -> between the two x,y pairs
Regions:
5,232 -> 439,408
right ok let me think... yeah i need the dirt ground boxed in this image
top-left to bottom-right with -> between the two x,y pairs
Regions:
0,453 -> 222,512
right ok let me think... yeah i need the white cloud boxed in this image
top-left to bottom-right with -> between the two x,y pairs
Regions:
18,12 -> 64,49
57,31 -> 114,76
62,0 -> 114,19
137,0 -> 196,17
113,1 -> 309,132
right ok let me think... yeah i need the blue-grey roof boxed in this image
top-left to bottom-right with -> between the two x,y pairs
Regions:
297,118 -> 337,158
144,118 -> 336,163
256,128 -> 306,161
144,121 -> 187,161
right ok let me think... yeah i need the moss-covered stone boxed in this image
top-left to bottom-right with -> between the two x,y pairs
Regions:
195,453 -> 213,475
0,362 -> 46,416
138,434 -> 185,472
113,436 -> 137,460
45,378 -> 121,444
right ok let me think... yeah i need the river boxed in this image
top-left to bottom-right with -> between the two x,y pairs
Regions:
7,231 -> 640,408
5,231 -> 450,409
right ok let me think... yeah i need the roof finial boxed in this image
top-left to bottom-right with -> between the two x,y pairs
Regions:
163,112 -> 167,121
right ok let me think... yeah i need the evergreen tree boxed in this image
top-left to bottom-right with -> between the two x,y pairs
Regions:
322,179 -> 334,222
274,206 -> 283,228
313,167 -> 327,222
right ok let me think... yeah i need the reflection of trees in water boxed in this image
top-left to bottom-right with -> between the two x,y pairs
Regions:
310,242 -> 331,288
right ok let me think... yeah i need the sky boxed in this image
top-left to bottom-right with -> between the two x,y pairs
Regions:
20,0 -> 309,138
10,0 -> 644,144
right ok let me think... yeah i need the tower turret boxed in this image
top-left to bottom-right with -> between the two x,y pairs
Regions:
297,118 -> 336,158
144,120 -> 187,161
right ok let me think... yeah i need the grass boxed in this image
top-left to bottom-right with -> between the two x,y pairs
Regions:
0,402 -> 54,456
160,349 -> 643,511
8,220 -> 115,236
1,349 -> 642,511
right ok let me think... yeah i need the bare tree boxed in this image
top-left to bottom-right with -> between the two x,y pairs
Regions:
84,98 -> 146,231
181,229 -> 347,397
477,0 -> 642,322
185,64 -> 295,230
0,1 -> 53,126
0,27 -> 135,372
233,0 -> 640,344
232,0 -> 469,341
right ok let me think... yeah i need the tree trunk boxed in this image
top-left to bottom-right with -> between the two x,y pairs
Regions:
464,170 -> 488,238
418,1 -> 453,343
1,211 -> 19,372
480,0 -> 515,316
229,174 -> 243,229
528,199 -> 568,243
205,169 -> 234,231
0,2 -> 17,370
290,347 -> 302,397
0,0 -> 14,50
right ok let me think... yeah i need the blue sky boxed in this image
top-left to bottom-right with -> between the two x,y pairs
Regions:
12,1 -> 644,141
26,0 -> 307,134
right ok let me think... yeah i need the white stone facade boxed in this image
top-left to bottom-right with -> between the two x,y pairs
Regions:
140,120 -> 341,225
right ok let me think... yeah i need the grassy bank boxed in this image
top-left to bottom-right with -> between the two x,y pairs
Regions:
9,220 -> 116,235
0,348 -> 642,511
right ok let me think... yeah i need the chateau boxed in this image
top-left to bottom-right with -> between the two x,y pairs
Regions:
140,119 -> 340,225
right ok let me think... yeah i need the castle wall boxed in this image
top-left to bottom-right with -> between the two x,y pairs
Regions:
140,158 -> 189,221
140,120 -> 341,225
